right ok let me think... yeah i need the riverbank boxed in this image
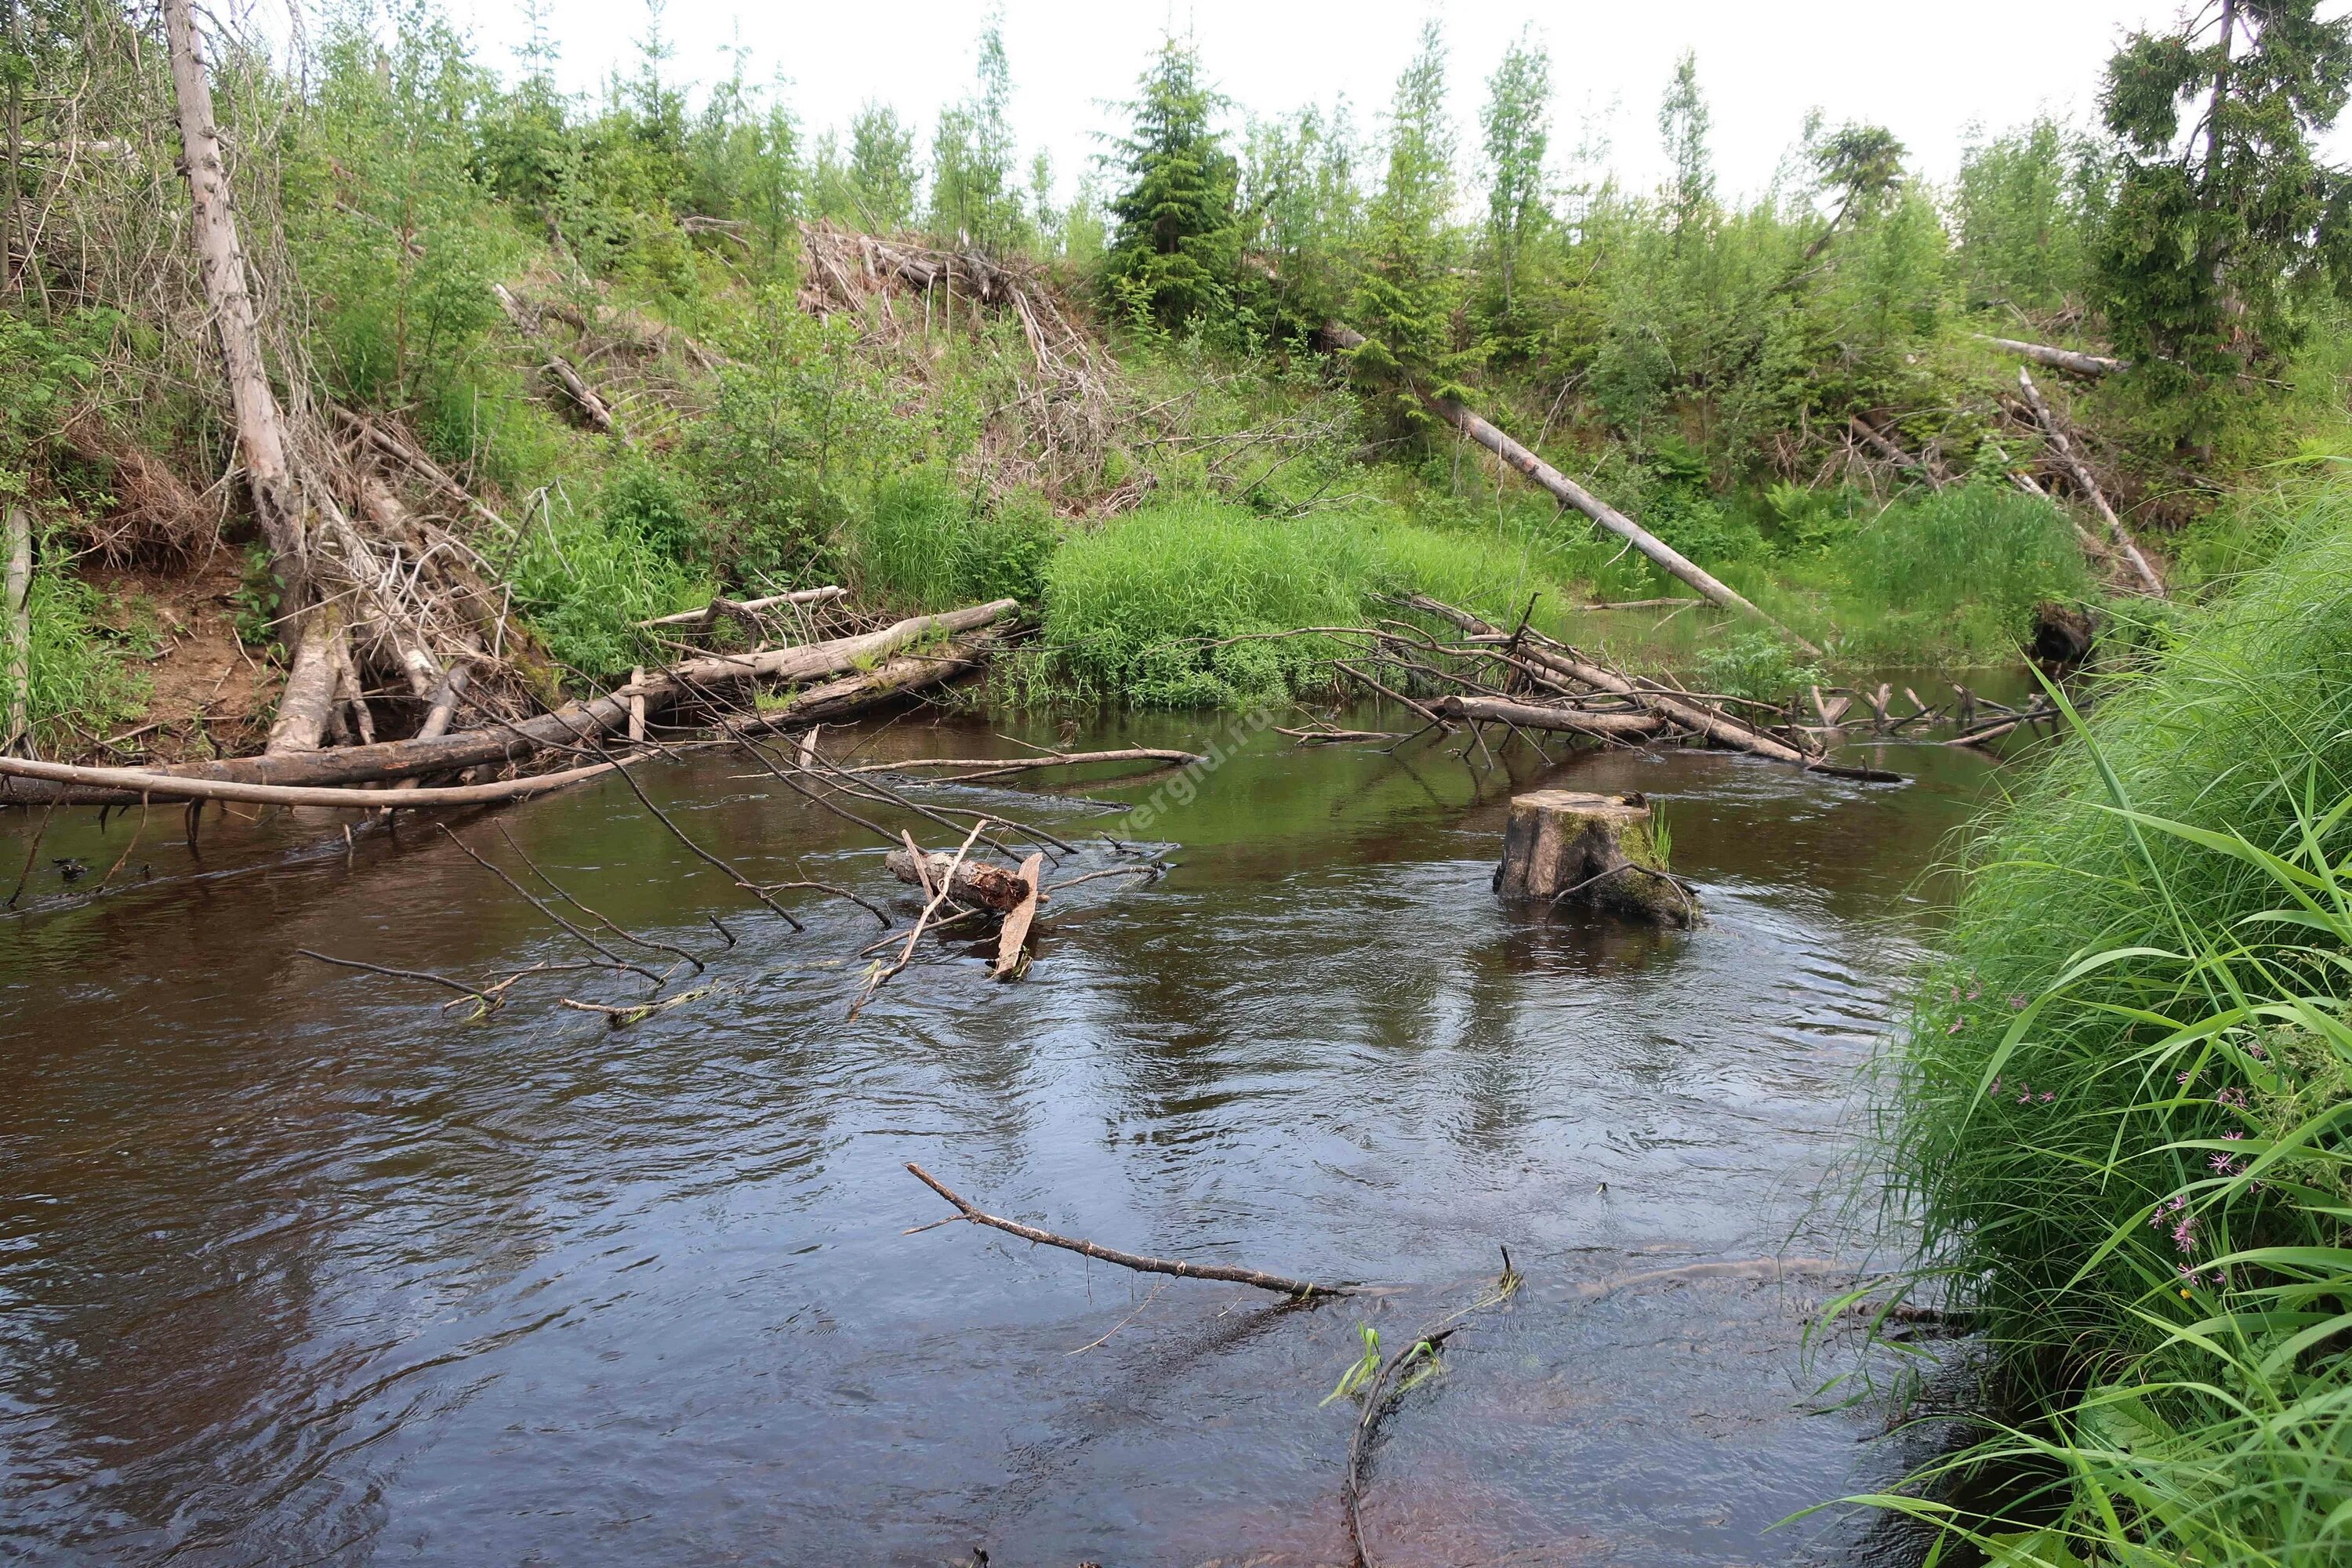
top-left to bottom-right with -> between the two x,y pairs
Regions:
1870,482 -> 2352,1561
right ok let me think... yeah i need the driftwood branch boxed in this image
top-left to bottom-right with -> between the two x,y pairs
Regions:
0,753 -> 630,808
902,1162 -> 1348,1298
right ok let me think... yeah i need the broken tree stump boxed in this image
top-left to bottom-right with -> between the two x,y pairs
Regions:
886,847 -> 1041,914
1494,790 -> 1697,927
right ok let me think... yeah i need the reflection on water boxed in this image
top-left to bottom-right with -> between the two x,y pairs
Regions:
0,706 -> 2005,1565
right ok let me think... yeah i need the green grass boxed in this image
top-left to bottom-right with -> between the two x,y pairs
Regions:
10,543 -> 148,752
508,478 -> 711,681
1034,495 -> 1592,707
1867,482 -> 2352,1563
846,469 -> 1056,612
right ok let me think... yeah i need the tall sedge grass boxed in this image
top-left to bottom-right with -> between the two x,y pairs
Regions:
1865,488 -> 2352,1563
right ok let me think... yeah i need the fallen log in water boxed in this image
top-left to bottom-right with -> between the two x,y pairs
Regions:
1433,694 -> 1664,741
844,746 -> 1201,779
885,844 -> 1044,913
1,602 -> 1018,806
0,754 -> 634,808
1398,594 -> 1905,782
903,1163 -> 1349,1298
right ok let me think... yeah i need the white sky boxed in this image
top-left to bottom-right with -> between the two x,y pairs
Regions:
429,1 -> 2332,203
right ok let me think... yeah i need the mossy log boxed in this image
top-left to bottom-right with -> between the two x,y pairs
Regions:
1494,789 -> 1697,927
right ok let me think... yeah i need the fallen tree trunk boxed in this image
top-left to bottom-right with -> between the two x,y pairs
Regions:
1980,336 -> 2129,378
638,587 -> 846,628
885,846 -> 1041,913
1848,416 -> 1945,488
1323,324 -> 1820,656
494,283 -> 616,433
1434,694 -> 1664,740
162,0 -> 340,753
844,746 -> 1201,778
1405,594 -> 1904,783
0,601 -> 1018,804
2016,368 -> 2165,597
0,754 -> 632,808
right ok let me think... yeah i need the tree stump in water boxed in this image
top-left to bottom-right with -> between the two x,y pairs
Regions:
1494,790 -> 1697,927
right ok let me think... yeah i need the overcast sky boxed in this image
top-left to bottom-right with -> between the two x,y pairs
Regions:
436,1 -> 2310,203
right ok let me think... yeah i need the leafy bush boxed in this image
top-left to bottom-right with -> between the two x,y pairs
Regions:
1831,481 -> 2093,661
509,485 -> 710,679
1691,630 -> 1822,703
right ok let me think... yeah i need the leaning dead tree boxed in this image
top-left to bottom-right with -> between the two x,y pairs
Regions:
2015,368 -> 2166,597
1978,335 -> 2130,378
162,0 -> 530,754
1321,325 -> 1820,656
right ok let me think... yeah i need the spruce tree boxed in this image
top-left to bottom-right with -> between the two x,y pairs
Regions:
1350,20 -> 1461,402
1103,36 -> 1240,330
2096,0 -> 2352,415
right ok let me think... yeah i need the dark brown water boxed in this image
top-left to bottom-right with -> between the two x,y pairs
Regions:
0,702 -> 2013,1566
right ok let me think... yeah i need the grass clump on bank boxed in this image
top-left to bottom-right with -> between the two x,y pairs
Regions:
1873,485 -> 2352,1562
1035,496 -> 1580,707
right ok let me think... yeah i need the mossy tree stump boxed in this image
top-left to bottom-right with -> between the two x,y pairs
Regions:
1494,790 -> 1697,927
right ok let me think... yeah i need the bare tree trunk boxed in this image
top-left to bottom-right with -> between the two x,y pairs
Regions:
268,602 -> 344,754
161,0 -> 338,753
1978,336 -> 2129,378
2017,368 -> 2165,597
3,501 -> 27,755
1323,324 -> 1820,656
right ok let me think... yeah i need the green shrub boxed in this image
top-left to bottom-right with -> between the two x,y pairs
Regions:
510,485 -> 710,679
1830,481 -> 2093,661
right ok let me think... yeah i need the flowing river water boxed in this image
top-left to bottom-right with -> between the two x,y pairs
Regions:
0,695 -> 2025,1566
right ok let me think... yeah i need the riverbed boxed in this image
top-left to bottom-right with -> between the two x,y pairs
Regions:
1,704 -> 2009,1565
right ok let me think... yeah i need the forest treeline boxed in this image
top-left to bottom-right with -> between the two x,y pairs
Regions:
7,0 -> 2352,736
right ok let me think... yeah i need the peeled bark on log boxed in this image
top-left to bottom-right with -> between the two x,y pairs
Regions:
162,0 -> 337,753
1980,336 -> 2129,378
493,283 -> 615,433
1495,790 -> 1697,927
2016,368 -> 2165,597
994,854 -> 1044,978
1432,694 -> 1664,741
1323,325 -> 1819,656
1,602 -> 1017,804
0,753 -> 632,808
268,603 -> 348,755
638,587 -> 847,628
643,598 -> 1014,690
885,847 -> 1041,913
3,501 -> 26,753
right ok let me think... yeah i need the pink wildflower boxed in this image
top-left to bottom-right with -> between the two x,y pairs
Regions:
2210,1152 -> 2239,1174
2009,994 -> 2029,1011
2249,1040 -> 2268,1060
1949,1017 -> 1967,1036
2179,1070 -> 2194,1085
2040,1091 -> 2056,1102
2218,1087 -> 2249,1110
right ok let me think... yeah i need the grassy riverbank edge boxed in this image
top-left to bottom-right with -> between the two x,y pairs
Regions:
1858,481 -> 2352,1563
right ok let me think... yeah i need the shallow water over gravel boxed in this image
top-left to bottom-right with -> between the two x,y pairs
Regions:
0,705 -> 2008,1566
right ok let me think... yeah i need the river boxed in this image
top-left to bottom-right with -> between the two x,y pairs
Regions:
1,699 -> 2016,1566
